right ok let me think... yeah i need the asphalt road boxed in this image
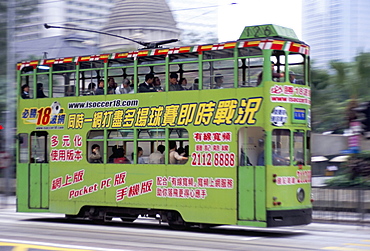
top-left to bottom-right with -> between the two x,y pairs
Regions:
0,201 -> 370,251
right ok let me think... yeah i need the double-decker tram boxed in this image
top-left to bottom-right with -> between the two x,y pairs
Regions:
16,24 -> 311,229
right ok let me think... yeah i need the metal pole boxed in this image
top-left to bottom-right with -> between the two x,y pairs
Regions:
4,0 -> 16,204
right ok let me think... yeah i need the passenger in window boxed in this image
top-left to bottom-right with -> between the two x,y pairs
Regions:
116,78 -> 131,94
179,78 -> 188,90
139,73 -> 161,92
149,145 -> 165,164
36,83 -> 47,98
132,146 -> 146,164
95,79 -> 104,95
107,77 -> 117,94
177,145 -> 189,164
21,84 -> 30,99
257,62 -> 284,86
169,141 -> 188,164
153,77 -> 164,91
113,147 -> 131,164
212,74 -> 224,89
86,82 -> 96,95
169,73 -> 182,91
188,78 -> 199,90
89,144 -> 103,163
289,71 -> 304,85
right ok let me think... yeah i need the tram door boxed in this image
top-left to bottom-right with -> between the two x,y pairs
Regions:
29,131 -> 49,209
237,127 -> 266,221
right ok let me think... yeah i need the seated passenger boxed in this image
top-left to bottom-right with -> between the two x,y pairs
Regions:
116,78 -> 131,94
149,145 -> 165,164
188,78 -> 199,90
86,82 -> 96,95
153,77 -> 164,91
37,83 -> 47,98
179,78 -> 188,90
95,80 -> 104,95
89,144 -> 103,163
107,77 -> 117,94
139,73 -> 160,93
169,73 -> 182,91
212,74 -> 224,89
132,147 -> 146,164
257,62 -> 284,86
169,141 -> 188,164
113,147 -> 130,164
21,84 -> 30,99
289,71 -> 304,85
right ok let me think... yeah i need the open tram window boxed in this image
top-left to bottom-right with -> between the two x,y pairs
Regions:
238,127 -> 265,166
272,129 -> 290,166
36,74 -> 49,98
20,75 -> 34,99
52,71 -> 76,98
169,62 -> 199,91
18,133 -> 29,163
136,129 -> 166,164
202,60 -> 234,89
237,47 -> 263,87
169,128 -> 189,165
294,131 -> 305,165
30,131 -> 49,163
79,70 -> 100,96
107,129 -> 133,164
287,53 -> 305,85
87,130 -> 104,164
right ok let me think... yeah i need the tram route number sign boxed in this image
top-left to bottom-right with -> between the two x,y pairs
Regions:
240,24 -> 298,40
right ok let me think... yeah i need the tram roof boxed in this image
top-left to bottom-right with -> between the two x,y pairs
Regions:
239,24 -> 299,41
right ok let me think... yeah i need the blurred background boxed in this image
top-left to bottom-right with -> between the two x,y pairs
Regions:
1,0 -> 370,222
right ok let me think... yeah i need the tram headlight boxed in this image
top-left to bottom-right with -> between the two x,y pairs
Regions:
296,188 -> 305,202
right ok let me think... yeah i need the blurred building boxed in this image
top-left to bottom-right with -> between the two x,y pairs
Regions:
166,0 -> 218,45
99,0 -> 180,52
302,0 -> 370,68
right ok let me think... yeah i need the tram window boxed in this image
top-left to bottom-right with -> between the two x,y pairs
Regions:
168,140 -> 189,164
36,74 -> 49,98
294,131 -> 305,165
52,72 -> 76,97
79,60 -> 104,70
30,131 -> 49,163
87,142 -> 104,164
53,62 -> 75,72
108,142 -> 132,164
79,70 -> 100,96
238,127 -> 265,166
272,129 -> 290,166
21,66 -> 34,74
203,60 -> 234,89
238,47 -> 262,57
18,133 -> 29,163
108,58 -> 134,68
203,49 -> 234,60
288,53 -> 305,85
238,57 -> 263,87
88,130 -> 104,139
169,128 -> 188,138
20,75 -> 33,99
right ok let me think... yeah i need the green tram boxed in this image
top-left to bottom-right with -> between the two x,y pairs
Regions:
16,24 -> 312,229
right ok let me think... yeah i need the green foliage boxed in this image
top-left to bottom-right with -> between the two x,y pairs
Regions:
324,174 -> 370,188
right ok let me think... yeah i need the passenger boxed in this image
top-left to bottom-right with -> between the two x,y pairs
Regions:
212,74 -> 224,89
132,146 -> 146,164
95,79 -> 104,95
149,145 -> 165,164
169,141 -> 188,164
21,84 -> 30,99
169,73 -> 182,91
36,83 -> 47,98
86,82 -> 96,95
107,77 -> 116,94
108,145 -> 118,163
188,78 -> 199,90
113,147 -> 131,164
289,71 -> 304,84
177,146 -> 188,164
116,78 -> 131,94
153,77 -> 164,91
139,73 -> 161,92
257,61 -> 284,86
257,142 -> 288,166
89,144 -> 103,163
179,77 -> 188,90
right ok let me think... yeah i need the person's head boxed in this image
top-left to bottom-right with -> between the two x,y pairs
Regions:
157,145 -> 165,154
289,71 -> 296,82
169,73 -> 178,84
153,77 -> 161,86
122,78 -> 130,87
108,77 -> 115,87
37,83 -> 43,90
22,84 -> 29,93
88,82 -> 96,91
92,144 -> 100,152
98,79 -> 104,88
215,74 -> 223,87
137,146 -> 143,157
145,73 -> 154,84
179,78 -> 187,86
177,146 -> 185,154
169,141 -> 177,150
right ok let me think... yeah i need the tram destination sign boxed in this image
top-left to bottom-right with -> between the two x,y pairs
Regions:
239,24 -> 299,41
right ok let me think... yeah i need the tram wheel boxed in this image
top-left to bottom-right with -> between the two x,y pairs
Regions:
167,211 -> 188,230
120,214 -> 138,222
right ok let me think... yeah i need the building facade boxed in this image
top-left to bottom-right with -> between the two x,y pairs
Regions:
302,0 -> 370,68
